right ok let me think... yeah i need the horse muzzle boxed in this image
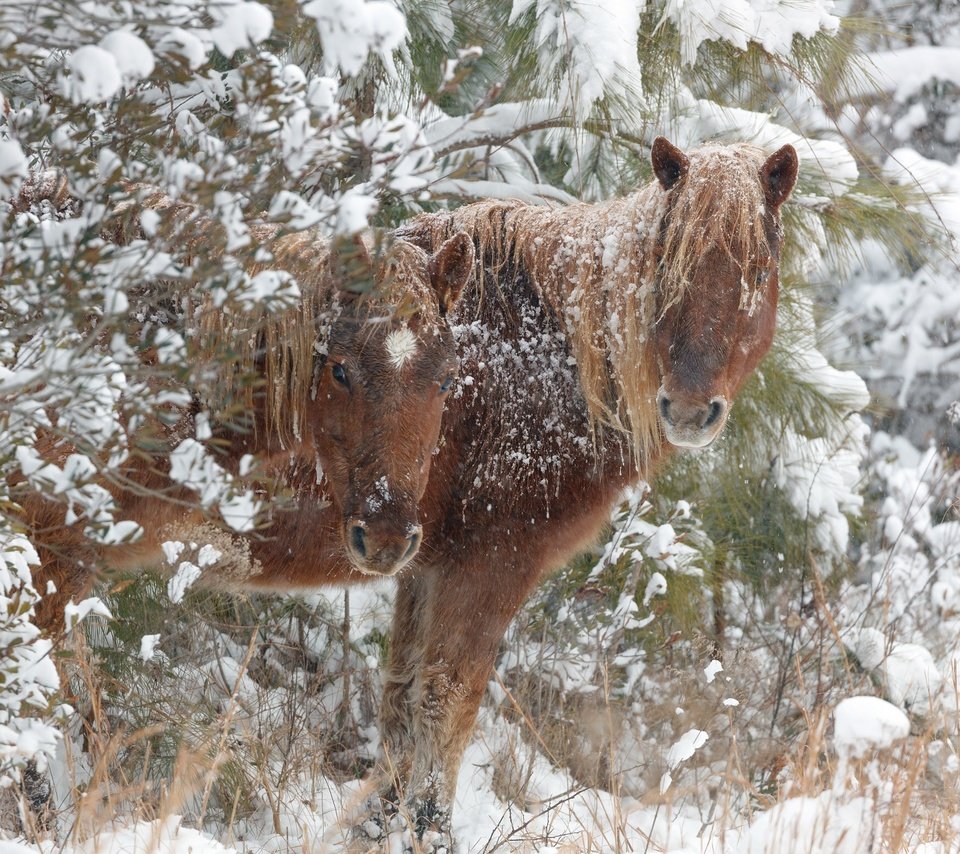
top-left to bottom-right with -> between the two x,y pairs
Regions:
657,387 -> 729,449
344,517 -> 423,576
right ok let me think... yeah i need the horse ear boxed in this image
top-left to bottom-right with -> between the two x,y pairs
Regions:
429,232 -> 474,315
651,136 -> 689,190
760,144 -> 799,210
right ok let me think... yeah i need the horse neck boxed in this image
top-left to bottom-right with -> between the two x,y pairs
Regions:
434,188 -> 666,483
505,188 -> 659,321
507,188 -> 664,468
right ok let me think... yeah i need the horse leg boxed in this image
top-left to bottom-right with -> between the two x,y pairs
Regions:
352,571 -> 429,844
379,571 -> 429,795
405,561 -> 538,849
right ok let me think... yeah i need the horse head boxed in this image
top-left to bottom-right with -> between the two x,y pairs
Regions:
650,136 -> 798,449
311,233 -> 474,575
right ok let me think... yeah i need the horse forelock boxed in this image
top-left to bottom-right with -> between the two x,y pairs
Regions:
572,143 -> 774,466
368,240 -> 442,325
657,144 -> 772,311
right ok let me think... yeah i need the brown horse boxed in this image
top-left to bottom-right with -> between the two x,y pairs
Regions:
13,181 -> 475,627
358,136 -> 798,848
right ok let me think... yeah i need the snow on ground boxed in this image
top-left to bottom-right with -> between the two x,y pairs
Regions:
59,817 -> 236,854
15,547 -> 956,854
833,696 -> 910,759
18,705 -> 928,854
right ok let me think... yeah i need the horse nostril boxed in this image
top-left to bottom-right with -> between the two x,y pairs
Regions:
658,392 -> 672,425
350,524 -> 367,558
404,529 -> 422,561
704,398 -> 725,428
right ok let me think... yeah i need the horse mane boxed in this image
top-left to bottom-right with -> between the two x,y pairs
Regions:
403,143 -> 774,468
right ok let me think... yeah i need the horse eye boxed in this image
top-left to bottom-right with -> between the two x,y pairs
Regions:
331,363 -> 349,387
439,375 -> 454,394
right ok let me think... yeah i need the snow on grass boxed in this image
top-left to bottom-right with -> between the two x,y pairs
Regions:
834,696 -> 910,759
167,562 -> 202,605
69,816 -> 236,854
30,559 -> 960,854
847,629 -> 944,718
704,659 -> 723,683
660,729 -> 709,795
737,792 -> 875,854
666,728 -> 710,768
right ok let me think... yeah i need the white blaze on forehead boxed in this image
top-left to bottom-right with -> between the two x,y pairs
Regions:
385,326 -> 419,371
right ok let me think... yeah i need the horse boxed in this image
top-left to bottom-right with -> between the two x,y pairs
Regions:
8,178 -> 475,630
358,136 -> 798,849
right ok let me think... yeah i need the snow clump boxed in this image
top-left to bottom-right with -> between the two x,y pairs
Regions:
833,695 -> 910,759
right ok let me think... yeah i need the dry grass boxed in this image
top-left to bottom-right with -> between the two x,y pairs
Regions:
15,561 -> 960,854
